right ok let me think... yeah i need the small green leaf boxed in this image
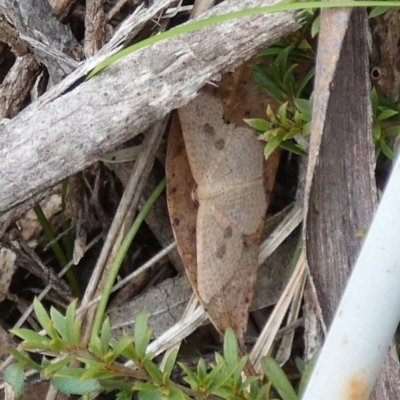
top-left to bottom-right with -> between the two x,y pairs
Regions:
277,102 -> 289,128
294,98 -> 311,117
112,332 -> 134,360
298,39 -> 311,50
379,136 -> 394,160
260,132 -> 270,142
135,312 -> 152,359
267,106 -> 280,126
214,352 -> 225,365
274,47 -> 290,77
162,348 -> 179,381
4,364 -> 25,398
53,366 -> 88,378
73,321 -> 82,348
89,335 -> 104,358
294,110 -> 302,125
212,387 -> 241,400
298,352 -> 319,398
135,383 -> 164,400
8,348 -> 41,371
373,123 -> 382,140
65,299 -> 79,345
165,385 -> 186,400
97,377 -> 132,392
137,388 -> 163,400
258,46 -> 285,57
311,15 -> 320,38
100,317 -> 111,355
33,298 -> 57,339
143,359 -> 163,384
117,391 -> 133,400
279,140 -> 307,156
244,118 -> 270,132
294,356 -> 305,375
134,382 -> 159,392
51,375 -> 101,395
50,307 -> 67,340
377,109 -> 398,121
223,328 -> 239,365
197,358 -> 208,381
179,362 -> 199,390
264,137 -> 282,159
369,6 -> 391,18
302,121 -> 311,136
10,328 -> 51,350
261,357 -> 298,400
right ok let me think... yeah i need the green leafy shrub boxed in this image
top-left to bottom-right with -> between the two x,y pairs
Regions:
5,299 -> 315,400
248,9 -> 400,161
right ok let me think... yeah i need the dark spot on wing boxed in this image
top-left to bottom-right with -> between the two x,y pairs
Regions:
242,235 -> 250,249
216,243 -> 226,259
215,139 -> 225,150
203,123 -> 215,136
223,227 -> 233,238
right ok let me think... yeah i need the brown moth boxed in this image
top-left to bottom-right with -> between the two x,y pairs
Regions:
177,91 -> 266,338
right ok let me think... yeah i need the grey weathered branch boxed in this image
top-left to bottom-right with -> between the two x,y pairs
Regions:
0,0 -> 301,213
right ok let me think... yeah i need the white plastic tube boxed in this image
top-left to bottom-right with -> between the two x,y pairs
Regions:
302,155 -> 400,400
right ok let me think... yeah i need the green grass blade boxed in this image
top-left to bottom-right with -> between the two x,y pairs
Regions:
90,179 -> 166,341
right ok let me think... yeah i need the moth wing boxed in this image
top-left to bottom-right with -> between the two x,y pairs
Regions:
196,200 -> 259,335
179,93 -> 229,184
196,201 -> 241,303
200,181 -> 266,235
208,126 -> 265,186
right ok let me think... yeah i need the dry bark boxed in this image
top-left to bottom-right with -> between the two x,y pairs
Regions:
306,9 -> 375,320
305,9 -> 400,398
0,0 -> 300,213
0,54 -> 40,118
84,0 -> 109,57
